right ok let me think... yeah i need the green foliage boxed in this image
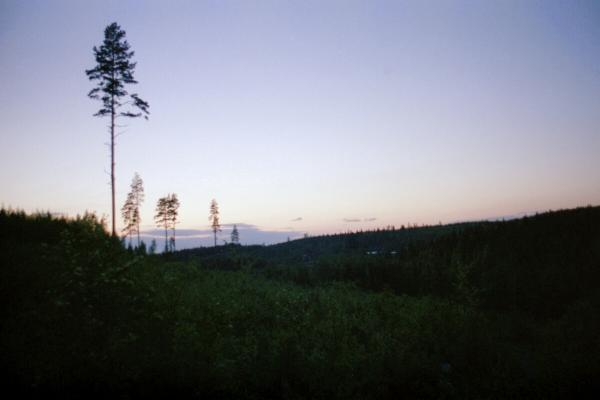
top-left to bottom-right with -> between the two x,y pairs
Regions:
219,206 -> 600,320
1,207 -> 599,397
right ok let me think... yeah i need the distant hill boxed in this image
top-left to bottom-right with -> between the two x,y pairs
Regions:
173,205 -> 600,319
171,221 -> 478,264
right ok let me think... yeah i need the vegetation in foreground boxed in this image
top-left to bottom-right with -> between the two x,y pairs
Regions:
1,207 -> 599,398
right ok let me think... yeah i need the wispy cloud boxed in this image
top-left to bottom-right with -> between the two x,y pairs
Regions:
142,228 -> 213,238
291,217 -> 303,222
344,217 -> 377,223
219,223 -> 258,230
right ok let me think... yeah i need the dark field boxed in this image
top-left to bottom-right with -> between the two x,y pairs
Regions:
1,206 -> 599,398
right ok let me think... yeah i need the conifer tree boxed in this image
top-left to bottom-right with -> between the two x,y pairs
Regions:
154,196 -> 169,252
121,173 -> 145,247
209,199 -> 221,247
149,239 -> 157,254
129,172 -> 144,246
86,22 -> 149,236
120,192 -> 135,246
167,193 -> 180,251
154,193 -> 179,252
231,224 -> 240,245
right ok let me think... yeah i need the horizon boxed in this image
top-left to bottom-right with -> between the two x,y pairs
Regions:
2,0 -> 600,245
2,203 -> 596,250
129,203 -> 600,249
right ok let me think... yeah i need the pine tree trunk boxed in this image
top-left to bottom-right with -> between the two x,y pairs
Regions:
110,98 -> 116,236
164,223 -> 168,253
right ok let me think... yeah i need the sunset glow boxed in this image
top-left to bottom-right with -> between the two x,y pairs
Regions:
2,0 -> 599,247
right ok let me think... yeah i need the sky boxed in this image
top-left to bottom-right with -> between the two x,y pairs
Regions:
1,0 -> 599,247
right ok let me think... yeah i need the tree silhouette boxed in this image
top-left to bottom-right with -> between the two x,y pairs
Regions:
154,194 -> 179,252
231,224 -> 240,245
149,239 -> 157,254
154,196 -> 169,253
209,199 -> 221,247
86,22 -> 149,236
120,191 -> 135,246
121,173 -> 144,247
167,193 -> 180,251
130,173 -> 144,246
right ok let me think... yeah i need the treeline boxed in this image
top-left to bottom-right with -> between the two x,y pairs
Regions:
266,206 -> 600,318
184,206 -> 600,320
171,221 -> 473,265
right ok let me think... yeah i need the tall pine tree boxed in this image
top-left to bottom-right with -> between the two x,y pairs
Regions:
121,173 -> 144,247
121,192 -> 135,246
154,196 -> 170,253
86,22 -> 149,236
129,172 -> 144,246
209,199 -> 221,247
167,193 -> 180,251
154,193 -> 180,252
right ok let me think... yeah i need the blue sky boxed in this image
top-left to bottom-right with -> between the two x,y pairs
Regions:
1,0 -> 599,247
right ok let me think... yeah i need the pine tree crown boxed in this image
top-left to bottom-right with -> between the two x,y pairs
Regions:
86,22 -> 149,120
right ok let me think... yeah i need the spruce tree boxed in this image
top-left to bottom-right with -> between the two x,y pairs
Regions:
231,224 -> 240,245
86,22 -> 149,236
